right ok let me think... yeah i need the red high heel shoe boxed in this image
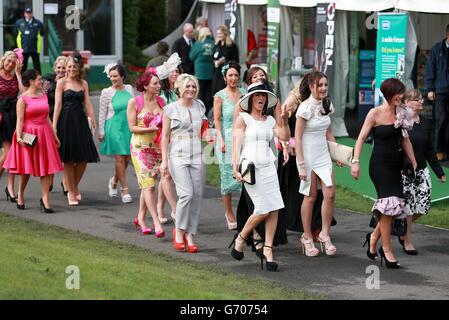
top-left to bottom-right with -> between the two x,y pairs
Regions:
183,234 -> 198,253
154,227 -> 165,238
133,217 -> 153,236
172,228 -> 185,251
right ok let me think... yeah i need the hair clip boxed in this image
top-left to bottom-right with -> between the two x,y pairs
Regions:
103,63 -> 117,79
221,64 -> 230,76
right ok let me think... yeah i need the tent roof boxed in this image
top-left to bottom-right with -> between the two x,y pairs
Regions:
199,0 -> 268,4
396,0 -> 449,13
334,0 -> 396,11
279,0 -> 317,7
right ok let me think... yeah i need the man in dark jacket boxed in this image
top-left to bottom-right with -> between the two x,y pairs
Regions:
15,7 -> 44,73
425,24 -> 449,161
172,23 -> 195,75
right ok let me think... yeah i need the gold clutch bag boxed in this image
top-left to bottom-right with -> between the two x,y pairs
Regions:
327,141 -> 353,167
21,132 -> 37,146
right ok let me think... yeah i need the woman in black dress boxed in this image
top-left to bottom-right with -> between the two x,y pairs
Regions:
53,55 -> 99,206
212,25 -> 239,95
0,50 -> 25,202
352,78 -> 417,269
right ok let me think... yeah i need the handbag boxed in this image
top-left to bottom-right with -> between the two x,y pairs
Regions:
399,148 -> 415,179
238,158 -> 256,185
327,141 -> 354,167
369,214 -> 407,237
21,132 -> 37,147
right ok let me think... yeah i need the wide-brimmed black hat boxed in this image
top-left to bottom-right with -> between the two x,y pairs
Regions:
238,82 -> 278,111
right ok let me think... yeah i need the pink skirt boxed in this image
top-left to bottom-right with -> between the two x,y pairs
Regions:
3,122 -> 63,176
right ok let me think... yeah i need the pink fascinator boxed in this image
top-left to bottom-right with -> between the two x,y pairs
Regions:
13,48 -> 23,64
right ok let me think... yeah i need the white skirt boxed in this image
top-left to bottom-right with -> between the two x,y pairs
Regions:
245,163 -> 285,215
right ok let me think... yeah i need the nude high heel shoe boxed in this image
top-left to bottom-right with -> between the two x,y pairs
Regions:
318,232 -> 337,256
299,235 -> 319,257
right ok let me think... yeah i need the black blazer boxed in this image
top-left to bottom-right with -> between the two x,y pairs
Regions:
172,37 -> 195,75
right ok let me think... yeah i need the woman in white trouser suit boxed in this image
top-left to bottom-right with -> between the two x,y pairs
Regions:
160,74 -> 207,253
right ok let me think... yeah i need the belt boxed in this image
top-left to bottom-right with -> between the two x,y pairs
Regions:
172,135 -> 197,140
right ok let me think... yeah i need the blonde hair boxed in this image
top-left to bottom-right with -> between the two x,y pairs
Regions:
403,89 -> 422,102
53,56 -> 68,69
215,25 -> 233,47
66,56 -> 85,81
175,73 -> 199,99
0,51 -> 18,75
198,27 -> 212,42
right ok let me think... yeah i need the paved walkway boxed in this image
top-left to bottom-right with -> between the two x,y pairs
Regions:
1,94 -> 449,299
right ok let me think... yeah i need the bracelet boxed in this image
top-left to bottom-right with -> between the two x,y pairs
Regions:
297,161 -> 305,168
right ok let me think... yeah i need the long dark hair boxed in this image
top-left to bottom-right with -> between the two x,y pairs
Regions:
308,71 -> 331,115
161,65 -> 182,100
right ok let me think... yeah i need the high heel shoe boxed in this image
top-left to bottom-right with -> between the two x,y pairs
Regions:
154,226 -> 165,238
252,239 -> 264,258
133,217 -> 153,236
16,202 -> 25,210
224,213 -> 237,230
379,247 -> 400,269
40,199 -> 54,214
172,228 -> 186,251
229,233 -> 245,261
260,245 -> 278,272
5,187 -> 17,203
318,232 -> 337,256
363,232 -> 377,260
67,193 -> 79,206
61,182 -> 68,196
398,236 -> 405,247
75,193 -> 82,202
299,235 -> 319,257
183,233 -> 198,253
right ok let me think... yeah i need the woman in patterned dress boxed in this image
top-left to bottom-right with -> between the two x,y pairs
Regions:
214,62 -> 245,230
127,70 -> 165,238
400,89 -> 446,255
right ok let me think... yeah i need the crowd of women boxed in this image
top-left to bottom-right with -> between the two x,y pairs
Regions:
0,43 -> 445,272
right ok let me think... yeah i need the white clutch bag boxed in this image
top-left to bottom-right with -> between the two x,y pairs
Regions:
327,141 -> 354,167
21,132 -> 37,146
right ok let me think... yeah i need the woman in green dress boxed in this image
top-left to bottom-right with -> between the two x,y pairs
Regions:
214,62 -> 245,230
98,64 -> 134,203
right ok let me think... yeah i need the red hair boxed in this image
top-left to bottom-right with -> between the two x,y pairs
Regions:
136,71 -> 159,92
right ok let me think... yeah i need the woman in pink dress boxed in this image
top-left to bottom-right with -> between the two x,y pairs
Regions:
3,70 -> 63,212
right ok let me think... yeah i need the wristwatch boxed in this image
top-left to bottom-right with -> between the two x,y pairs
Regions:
351,158 -> 360,164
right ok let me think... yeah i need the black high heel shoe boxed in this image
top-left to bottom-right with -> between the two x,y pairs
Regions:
252,239 -> 264,258
363,232 -> 377,260
40,199 -> 54,214
228,233 -> 245,261
5,187 -> 17,203
260,245 -> 278,272
61,182 -> 68,196
379,247 -> 400,269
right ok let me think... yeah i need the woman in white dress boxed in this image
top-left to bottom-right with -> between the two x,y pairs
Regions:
295,71 -> 338,257
230,82 -> 290,272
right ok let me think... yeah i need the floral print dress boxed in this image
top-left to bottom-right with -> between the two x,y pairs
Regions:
130,110 -> 163,189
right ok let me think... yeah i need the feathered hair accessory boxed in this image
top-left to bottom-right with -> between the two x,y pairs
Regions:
103,62 -> 117,79
13,48 -> 23,65
146,53 -> 182,80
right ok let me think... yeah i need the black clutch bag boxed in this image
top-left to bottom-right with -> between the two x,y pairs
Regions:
238,158 -> 256,185
369,214 -> 407,237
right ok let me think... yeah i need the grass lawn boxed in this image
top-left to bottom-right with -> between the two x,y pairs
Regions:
206,163 -> 449,230
0,213 -> 316,300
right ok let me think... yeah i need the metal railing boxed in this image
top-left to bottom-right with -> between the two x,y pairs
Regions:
47,19 -> 62,66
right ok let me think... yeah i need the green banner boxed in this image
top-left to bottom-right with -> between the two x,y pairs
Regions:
374,13 -> 408,105
267,0 -> 280,91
